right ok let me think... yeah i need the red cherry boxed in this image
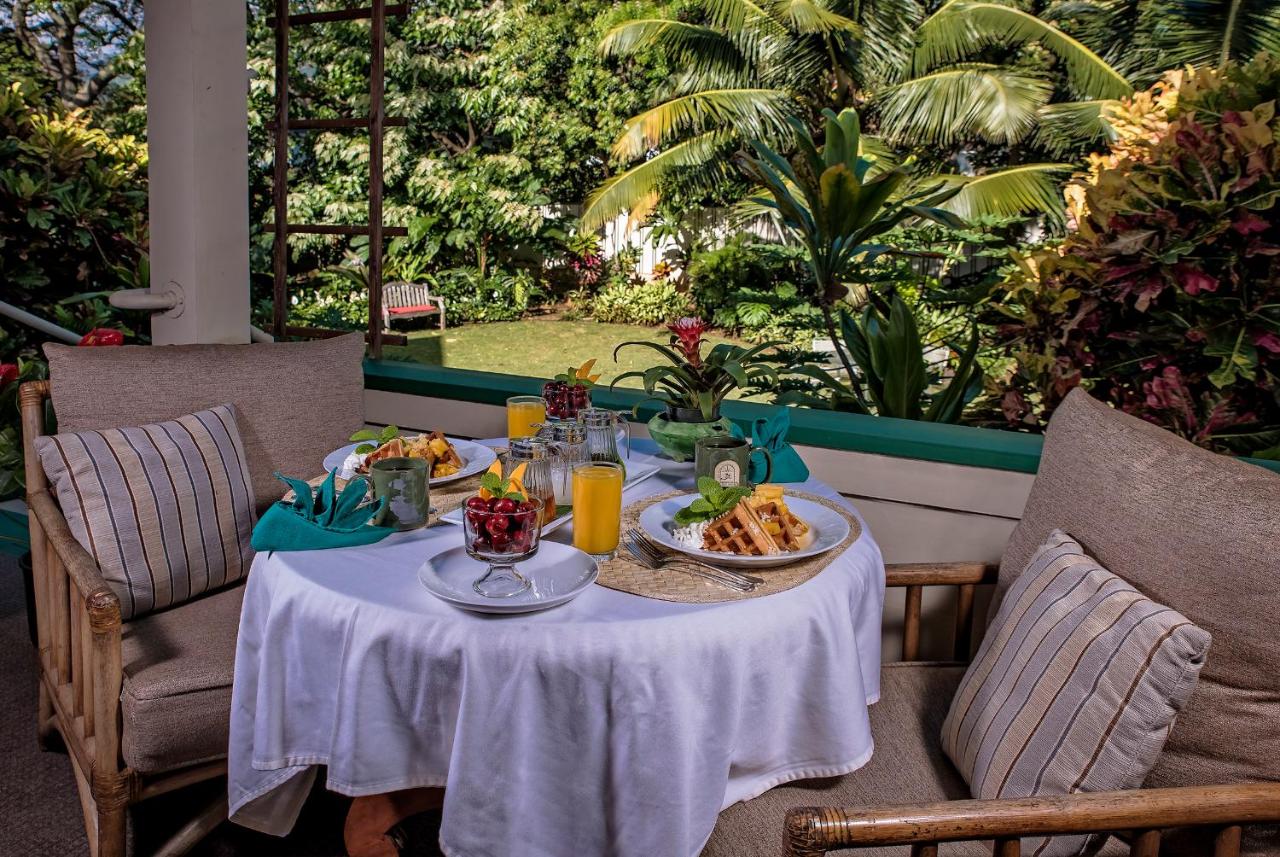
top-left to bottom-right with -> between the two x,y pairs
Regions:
465,510 -> 486,529
470,532 -> 489,548
516,500 -> 537,514
489,530 -> 511,550
486,515 -> 510,537
492,498 -> 517,514
511,530 -> 532,552
465,497 -> 488,512
487,497 -> 501,511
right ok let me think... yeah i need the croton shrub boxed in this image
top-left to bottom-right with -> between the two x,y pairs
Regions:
995,55 -> 1280,458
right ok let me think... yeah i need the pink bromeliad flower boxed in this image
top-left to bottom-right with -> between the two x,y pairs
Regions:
667,317 -> 708,367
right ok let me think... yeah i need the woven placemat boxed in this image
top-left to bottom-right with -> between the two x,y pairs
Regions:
596,490 -> 862,604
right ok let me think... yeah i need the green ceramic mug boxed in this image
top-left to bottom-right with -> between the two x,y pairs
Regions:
694,436 -> 773,488
369,457 -> 430,530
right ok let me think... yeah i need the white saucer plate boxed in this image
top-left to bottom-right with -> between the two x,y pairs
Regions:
417,541 -> 598,614
324,437 -> 497,485
637,493 -> 851,568
436,459 -> 662,534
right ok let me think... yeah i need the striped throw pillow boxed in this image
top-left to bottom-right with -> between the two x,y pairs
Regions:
35,404 -> 257,620
941,530 -> 1210,857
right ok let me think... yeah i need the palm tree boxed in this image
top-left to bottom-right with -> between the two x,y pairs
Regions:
584,0 -> 1141,229
1054,0 -> 1280,83
581,0 -> 881,230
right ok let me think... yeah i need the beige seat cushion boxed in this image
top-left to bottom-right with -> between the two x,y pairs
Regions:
997,388 -> 1280,799
45,333 -> 366,512
120,583 -> 243,774
704,664 -> 1133,857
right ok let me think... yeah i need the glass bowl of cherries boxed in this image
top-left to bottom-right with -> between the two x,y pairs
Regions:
462,492 -> 544,598
542,359 -> 601,420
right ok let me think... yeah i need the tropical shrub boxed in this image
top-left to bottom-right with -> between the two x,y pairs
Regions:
429,267 -> 542,324
771,296 -> 983,422
686,238 -> 822,344
993,56 -> 1280,457
590,279 -> 689,325
0,79 -> 145,496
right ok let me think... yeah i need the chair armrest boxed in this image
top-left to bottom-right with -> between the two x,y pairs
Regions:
784,783 -> 1280,856
885,562 -> 997,587
28,490 -> 119,612
884,563 -> 997,661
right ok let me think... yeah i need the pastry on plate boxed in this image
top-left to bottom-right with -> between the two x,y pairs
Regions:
702,500 -> 781,556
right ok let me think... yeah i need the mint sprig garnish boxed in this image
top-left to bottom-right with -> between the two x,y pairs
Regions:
674,477 -> 753,526
479,471 -> 527,502
350,424 -> 399,455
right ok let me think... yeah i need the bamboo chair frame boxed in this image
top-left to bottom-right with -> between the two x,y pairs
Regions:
784,562 -> 1280,856
21,381 -> 227,857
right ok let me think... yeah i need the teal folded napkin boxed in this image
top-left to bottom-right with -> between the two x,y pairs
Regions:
251,471 -> 395,552
735,407 -> 809,483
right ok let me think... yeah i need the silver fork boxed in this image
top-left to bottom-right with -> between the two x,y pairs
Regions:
626,529 -> 764,590
624,536 -> 755,593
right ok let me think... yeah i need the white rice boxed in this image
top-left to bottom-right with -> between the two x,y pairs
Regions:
672,520 -> 710,549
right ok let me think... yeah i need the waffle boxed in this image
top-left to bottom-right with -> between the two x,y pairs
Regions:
754,500 -> 807,552
702,500 -> 781,556
360,437 -> 405,470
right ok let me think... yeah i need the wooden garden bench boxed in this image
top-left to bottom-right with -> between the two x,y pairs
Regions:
382,282 -> 445,331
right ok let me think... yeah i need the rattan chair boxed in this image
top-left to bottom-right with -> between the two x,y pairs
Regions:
704,389 -> 1280,856
19,333 -> 366,857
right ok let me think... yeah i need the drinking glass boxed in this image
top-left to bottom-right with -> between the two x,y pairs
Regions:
506,395 -> 547,442
463,497 -> 544,598
572,462 -> 623,560
369,457 -> 430,530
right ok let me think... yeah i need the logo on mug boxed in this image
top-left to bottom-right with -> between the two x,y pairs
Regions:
713,460 -> 741,487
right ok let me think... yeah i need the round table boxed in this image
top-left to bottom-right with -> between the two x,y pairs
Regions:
228,442 -> 885,857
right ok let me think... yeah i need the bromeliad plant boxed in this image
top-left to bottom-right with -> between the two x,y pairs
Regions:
777,296 -> 984,422
612,318 -> 783,422
737,108 -> 966,384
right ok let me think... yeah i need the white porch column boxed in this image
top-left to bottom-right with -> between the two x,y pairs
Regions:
144,0 -> 250,344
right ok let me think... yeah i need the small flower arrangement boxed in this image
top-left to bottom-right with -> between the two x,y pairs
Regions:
613,318 -> 782,422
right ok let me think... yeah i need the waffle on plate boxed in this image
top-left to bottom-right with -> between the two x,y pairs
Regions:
359,431 -> 464,479
700,485 -> 813,556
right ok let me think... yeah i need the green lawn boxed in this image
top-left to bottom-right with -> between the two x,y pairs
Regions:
385,318 -> 758,396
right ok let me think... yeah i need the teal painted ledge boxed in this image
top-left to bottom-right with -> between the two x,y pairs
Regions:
364,360 -> 1280,476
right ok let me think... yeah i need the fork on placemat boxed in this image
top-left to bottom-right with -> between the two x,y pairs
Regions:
624,529 -> 761,592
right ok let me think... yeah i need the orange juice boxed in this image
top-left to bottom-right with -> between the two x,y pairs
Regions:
572,462 -> 623,558
506,396 -> 547,441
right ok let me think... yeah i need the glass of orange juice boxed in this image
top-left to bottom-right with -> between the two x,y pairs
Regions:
506,395 -> 547,442
572,462 -> 623,560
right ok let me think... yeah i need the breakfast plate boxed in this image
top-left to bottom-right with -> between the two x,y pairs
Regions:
324,437 -> 497,486
417,541 -> 598,614
637,492 -> 850,568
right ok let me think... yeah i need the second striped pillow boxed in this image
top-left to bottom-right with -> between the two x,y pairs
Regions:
941,530 -> 1210,857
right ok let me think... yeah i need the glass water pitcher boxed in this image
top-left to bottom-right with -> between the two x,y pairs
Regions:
539,422 -> 590,504
578,407 -> 630,476
505,437 -> 557,527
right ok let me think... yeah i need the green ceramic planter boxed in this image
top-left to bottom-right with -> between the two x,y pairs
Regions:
646,406 -> 734,462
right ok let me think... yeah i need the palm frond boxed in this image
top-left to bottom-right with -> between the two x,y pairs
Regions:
915,0 -> 1133,100
771,0 -> 863,35
1034,99 -> 1120,156
600,19 -> 742,65
611,89 -> 794,161
581,133 -> 732,230
876,64 -> 1052,146
1167,0 -> 1280,67
856,0 -> 924,85
930,163 -> 1074,226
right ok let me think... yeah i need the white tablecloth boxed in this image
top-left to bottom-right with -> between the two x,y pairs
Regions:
228,442 -> 885,857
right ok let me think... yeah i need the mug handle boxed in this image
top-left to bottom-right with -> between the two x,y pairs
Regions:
749,446 -> 773,484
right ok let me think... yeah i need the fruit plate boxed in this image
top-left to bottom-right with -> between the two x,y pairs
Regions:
637,493 -> 851,569
324,438 -> 497,486
436,459 -> 662,535
417,541 -> 598,614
